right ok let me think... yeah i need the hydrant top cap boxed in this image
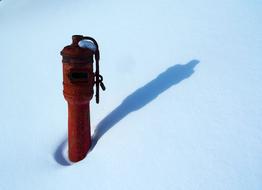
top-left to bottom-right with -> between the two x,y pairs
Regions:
60,35 -> 94,58
72,35 -> 84,46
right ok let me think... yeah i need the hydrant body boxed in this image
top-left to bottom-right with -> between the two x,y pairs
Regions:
61,35 -> 96,162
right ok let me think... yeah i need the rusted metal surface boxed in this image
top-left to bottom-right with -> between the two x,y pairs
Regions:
60,35 -> 100,162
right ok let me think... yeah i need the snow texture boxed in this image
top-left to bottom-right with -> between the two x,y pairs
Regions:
0,0 -> 262,190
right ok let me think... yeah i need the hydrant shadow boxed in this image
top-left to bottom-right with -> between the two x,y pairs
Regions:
54,138 -> 71,166
90,59 -> 199,150
54,59 -> 199,165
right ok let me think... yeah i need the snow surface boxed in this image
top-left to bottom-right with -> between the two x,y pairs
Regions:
0,0 -> 262,190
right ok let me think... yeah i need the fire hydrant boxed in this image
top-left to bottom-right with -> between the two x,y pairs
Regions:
61,35 -> 105,162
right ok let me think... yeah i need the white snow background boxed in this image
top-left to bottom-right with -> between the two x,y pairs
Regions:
0,0 -> 262,189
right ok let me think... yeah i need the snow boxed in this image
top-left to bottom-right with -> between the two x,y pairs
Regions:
0,0 -> 262,189
79,40 -> 97,52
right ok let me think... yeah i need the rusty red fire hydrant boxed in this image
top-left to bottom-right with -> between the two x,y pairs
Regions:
61,35 -> 105,162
